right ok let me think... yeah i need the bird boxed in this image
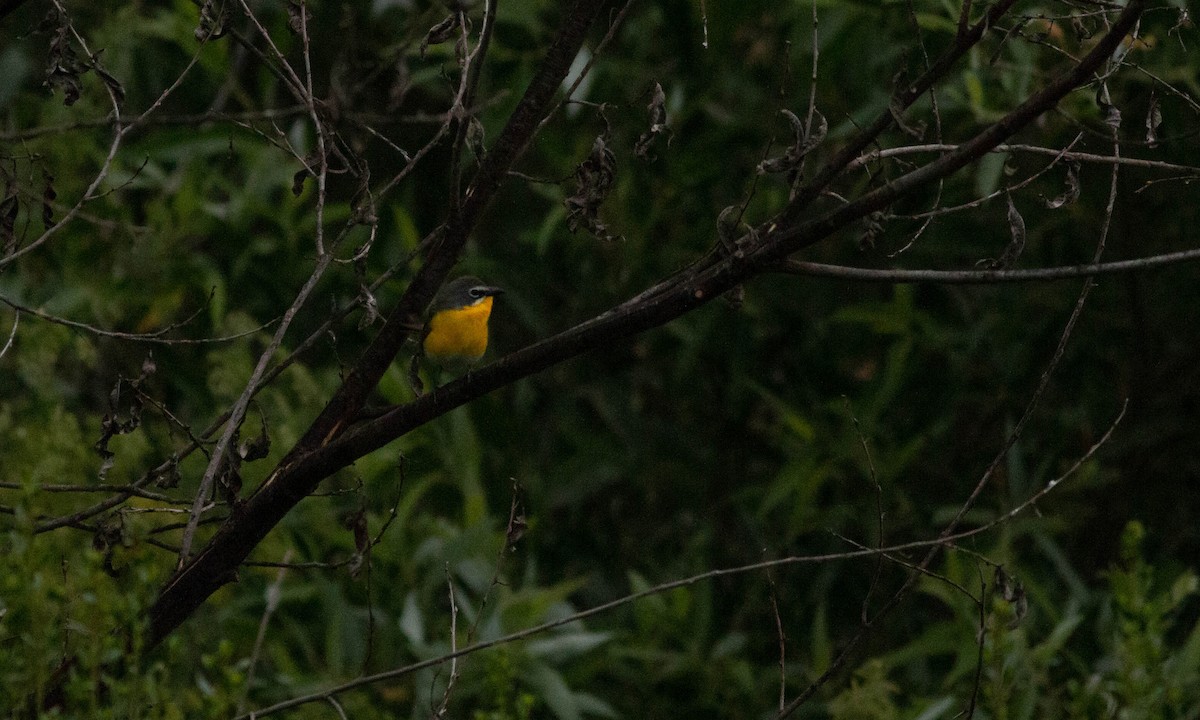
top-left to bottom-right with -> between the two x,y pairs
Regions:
410,275 -> 504,392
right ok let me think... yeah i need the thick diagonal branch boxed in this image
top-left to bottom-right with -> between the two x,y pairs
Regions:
310,0 -> 1147,482
147,0 -> 607,649
147,0 -> 1144,653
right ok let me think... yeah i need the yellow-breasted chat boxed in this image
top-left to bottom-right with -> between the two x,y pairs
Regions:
409,275 -> 503,392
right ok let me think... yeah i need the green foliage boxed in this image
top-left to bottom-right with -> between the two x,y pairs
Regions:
472,651 -> 537,720
1067,522 -> 1200,719
2,0 -> 1200,717
1,532 -> 165,717
828,661 -> 899,720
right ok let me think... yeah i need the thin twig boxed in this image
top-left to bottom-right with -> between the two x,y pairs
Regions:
0,309 -> 17,359
0,293 -> 277,344
237,550 -> 294,715
0,107 -> 309,142
804,0 -> 818,135
775,246 -> 1200,283
297,0 -> 330,257
964,570 -> 987,719
536,0 -> 637,134
432,566 -> 461,718
843,398 -> 884,625
0,481 -> 177,503
764,565 -> 787,713
177,249 -> 337,566
848,141 -> 1200,175
889,135 -> 1083,223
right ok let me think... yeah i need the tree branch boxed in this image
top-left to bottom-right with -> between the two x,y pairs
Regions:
146,0 -> 609,649
773,0 -> 1020,226
776,247 -> 1200,284
146,0 -> 1144,655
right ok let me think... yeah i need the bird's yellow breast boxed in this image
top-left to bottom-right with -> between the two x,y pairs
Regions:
423,296 -> 494,362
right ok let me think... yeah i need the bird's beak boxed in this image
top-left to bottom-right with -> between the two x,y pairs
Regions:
481,286 -> 505,297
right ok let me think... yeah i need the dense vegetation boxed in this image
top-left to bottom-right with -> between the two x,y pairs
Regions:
2,0 -> 1199,717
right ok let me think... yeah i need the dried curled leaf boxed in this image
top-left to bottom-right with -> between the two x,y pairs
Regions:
717,205 -> 740,252
349,168 -> 378,227
565,135 -> 620,242
292,149 -> 323,197
195,0 -> 230,41
888,70 -> 926,139
93,63 -> 126,105
346,508 -> 370,577
409,351 -> 425,396
41,8 -> 86,106
994,566 -> 1029,629
634,82 -> 671,160
153,456 -> 182,489
858,211 -> 885,250
286,0 -> 312,35
1070,14 -> 1094,40
1103,103 -> 1122,130
506,506 -> 528,547
1145,93 -> 1162,148
466,116 -> 487,160
1044,160 -> 1081,210
350,509 -> 370,554
237,408 -> 271,463
421,14 -> 461,58
219,454 -> 243,504
1096,87 -> 1122,131
758,109 -> 826,176
989,193 -> 1026,270
38,7 -> 125,106
356,285 -> 380,330
355,256 -> 380,330
889,101 -> 926,141
92,512 -> 126,577
94,363 -> 154,480
716,204 -> 756,258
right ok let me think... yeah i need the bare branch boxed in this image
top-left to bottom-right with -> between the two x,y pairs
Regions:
848,142 -> 1200,176
0,308 -> 16,360
237,550 -> 294,716
0,293 -> 276,344
776,247 -> 1200,283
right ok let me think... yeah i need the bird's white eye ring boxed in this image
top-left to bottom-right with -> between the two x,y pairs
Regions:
468,287 -> 485,299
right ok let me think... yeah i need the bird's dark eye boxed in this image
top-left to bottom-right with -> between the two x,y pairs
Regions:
468,287 -> 484,299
